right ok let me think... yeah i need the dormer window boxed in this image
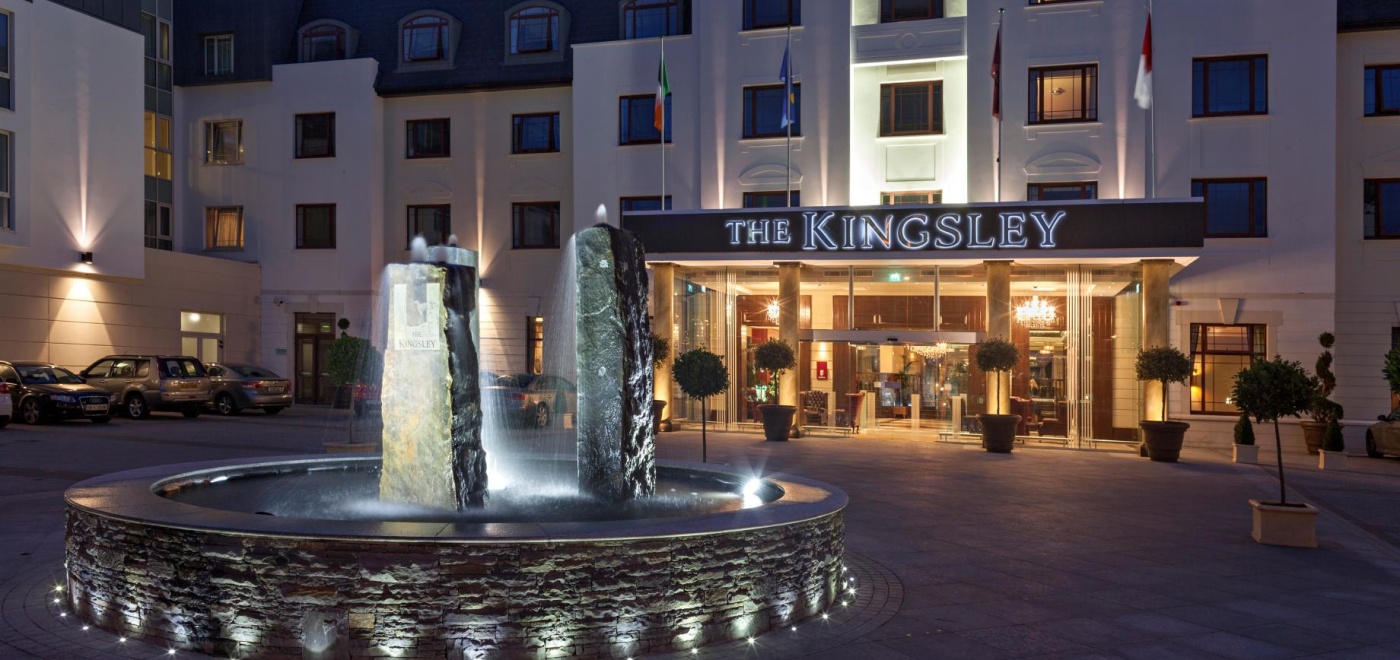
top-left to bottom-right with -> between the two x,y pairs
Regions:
510,6 -> 559,54
622,0 -> 686,40
301,24 -> 346,62
403,14 -> 450,63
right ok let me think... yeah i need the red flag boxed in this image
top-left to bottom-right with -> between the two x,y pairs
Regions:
991,23 -> 1002,120
1134,14 -> 1153,110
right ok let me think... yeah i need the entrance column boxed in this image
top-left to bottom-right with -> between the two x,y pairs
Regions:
652,263 -> 675,432
985,260 -> 1012,416
778,261 -> 802,437
1141,259 -> 1174,423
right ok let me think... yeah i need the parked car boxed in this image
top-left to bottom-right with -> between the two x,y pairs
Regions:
484,373 -> 577,428
0,361 -> 113,424
206,363 -> 292,415
1366,405 -> 1400,458
0,375 -> 13,428
80,355 -> 211,419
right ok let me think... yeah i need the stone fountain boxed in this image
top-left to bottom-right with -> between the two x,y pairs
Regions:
63,227 -> 846,659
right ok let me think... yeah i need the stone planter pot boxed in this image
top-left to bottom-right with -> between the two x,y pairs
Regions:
652,400 -> 669,433
1299,420 -> 1327,455
1233,443 -> 1259,464
1319,449 -> 1347,471
324,441 -> 379,454
1250,499 -> 1318,548
979,414 -> 1022,453
758,404 -> 796,442
1139,421 -> 1190,462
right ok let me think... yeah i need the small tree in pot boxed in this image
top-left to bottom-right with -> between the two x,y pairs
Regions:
1301,332 -> 1342,455
754,339 -> 798,441
1233,411 -> 1258,464
1232,356 -> 1320,547
1134,346 -> 1193,462
672,348 -> 729,463
328,329 -> 382,411
974,338 -> 1020,453
651,333 -> 671,433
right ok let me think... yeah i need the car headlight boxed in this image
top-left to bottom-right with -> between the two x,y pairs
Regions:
52,394 -> 76,403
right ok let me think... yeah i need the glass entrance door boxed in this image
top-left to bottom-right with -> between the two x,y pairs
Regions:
294,313 -> 336,404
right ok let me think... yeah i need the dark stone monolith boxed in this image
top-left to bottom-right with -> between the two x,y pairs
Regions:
576,224 -> 656,501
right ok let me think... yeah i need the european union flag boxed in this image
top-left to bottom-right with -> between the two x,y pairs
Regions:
779,42 -> 795,129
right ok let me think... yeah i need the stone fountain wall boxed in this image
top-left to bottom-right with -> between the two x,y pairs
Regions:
64,505 -> 844,659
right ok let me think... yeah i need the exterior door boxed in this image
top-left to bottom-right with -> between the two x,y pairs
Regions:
294,313 -> 336,404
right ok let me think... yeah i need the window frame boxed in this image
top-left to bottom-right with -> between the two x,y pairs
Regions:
406,118 -> 451,159
402,14 -> 452,63
1365,178 -> 1400,240
145,200 -> 173,251
880,191 -> 942,205
204,119 -> 243,165
1191,178 -> 1268,238
622,0 -> 686,40
620,196 -> 673,212
509,6 -> 560,54
300,23 -> 347,62
512,112 -> 562,154
743,83 -> 801,139
512,201 -> 562,249
0,10 -> 11,111
202,33 -> 234,76
1192,54 -> 1268,118
1027,181 -> 1098,201
879,81 -> 943,136
1028,64 -> 1098,125
880,0 -> 944,23
295,204 -> 337,250
743,0 -> 800,30
1189,323 -> 1267,415
0,131 -> 10,230
407,204 -> 452,247
743,191 -> 801,208
295,112 -> 336,159
144,111 -> 173,180
1365,64 -> 1400,117
619,95 -> 671,145
204,206 -> 244,251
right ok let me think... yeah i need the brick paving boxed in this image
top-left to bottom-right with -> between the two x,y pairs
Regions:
3,409 -> 1400,658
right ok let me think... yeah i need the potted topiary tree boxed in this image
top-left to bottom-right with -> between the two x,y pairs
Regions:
974,338 -> 1020,453
754,338 -> 798,441
1320,418 -> 1347,470
1232,356 -> 1320,548
651,333 -> 671,433
1233,411 -> 1257,464
1300,332 -> 1342,456
325,328 -> 383,453
1134,346 -> 1194,462
672,348 -> 729,463
1375,347 -> 1400,458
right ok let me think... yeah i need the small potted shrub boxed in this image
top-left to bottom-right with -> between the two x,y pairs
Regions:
651,333 -> 671,433
1233,411 -> 1258,464
673,348 -> 729,463
1320,418 -> 1347,470
974,338 -> 1021,453
1373,347 -> 1400,458
1232,356 -> 1320,548
1300,332 -> 1342,455
754,339 -> 798,441
326,328 -> 383,453
1134,346 -> 1193,462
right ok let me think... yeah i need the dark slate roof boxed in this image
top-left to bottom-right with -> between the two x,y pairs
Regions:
1339,0 -> 1400,32
173,0 -> 648,95
48,0 -> 143,33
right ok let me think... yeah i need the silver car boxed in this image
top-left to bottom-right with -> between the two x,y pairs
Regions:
1366,405 -> 1400,458
206,363 -> 292,415
81,355 -> 212,419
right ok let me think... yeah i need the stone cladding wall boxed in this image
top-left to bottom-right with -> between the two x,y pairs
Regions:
65,507 -> 843,659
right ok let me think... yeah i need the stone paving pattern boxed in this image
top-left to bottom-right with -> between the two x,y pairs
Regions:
3,410 -> 1400,658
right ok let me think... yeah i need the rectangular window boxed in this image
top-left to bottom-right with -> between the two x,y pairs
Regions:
1365,64 -> 1400,117
1193,55 -> 1268,117
0,132 -> 10,230
526,316 -> 544,374
513,113 -> 561,153
743,191 -> 800,208
406,118 -> 450,158
620,196 -> 673,211
295,113 -> 335,158
744,0 -> 800,30
624,0 -> 686,40
145,201 -> 173,250
203,34 -> 234,76
743,84 -> 800,138
880,82 -> 943,136
512,202 -> 561,249
408,205 -> 451,246
1365,179 -> 1400,239
619,95 -> 671,145
881,0 -> 944,22
0,11 -> 10,110
144,111 -> 173,180
880,191 -> 942,205
1027,182 -> 1098,201
1191,178 -> 1267,237
296,204 -> 336,249
204,120 -> 243,165
204,207 -> 244,250
1029,65 -> 1098,124
1190,324 -> 1266,415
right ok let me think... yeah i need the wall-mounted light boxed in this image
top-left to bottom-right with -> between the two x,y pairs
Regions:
79,252 -> 94,265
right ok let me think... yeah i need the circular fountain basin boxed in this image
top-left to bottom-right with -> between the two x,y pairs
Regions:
64,456 -> 846,659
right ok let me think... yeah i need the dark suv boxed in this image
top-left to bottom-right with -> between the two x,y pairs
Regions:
81,356 -> 212,419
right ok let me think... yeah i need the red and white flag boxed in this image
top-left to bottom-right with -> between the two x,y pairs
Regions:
1134,14 -> 1152,110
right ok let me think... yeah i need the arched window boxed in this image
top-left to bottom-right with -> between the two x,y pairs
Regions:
301,24 -> 346,62
622,0 -> 684,40
510,6 -> 560,54
403,14 -> 451,63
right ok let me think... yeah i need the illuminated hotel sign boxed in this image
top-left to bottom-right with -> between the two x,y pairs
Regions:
621,200 -> 1204,255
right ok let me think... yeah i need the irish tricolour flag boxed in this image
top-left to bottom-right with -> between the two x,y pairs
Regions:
1134,14 -> 1152,110
655,50 -> 670,132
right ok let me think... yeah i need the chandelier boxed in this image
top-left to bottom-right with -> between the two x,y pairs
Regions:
909,342 -> 950,360
1015,296 -> 1058,329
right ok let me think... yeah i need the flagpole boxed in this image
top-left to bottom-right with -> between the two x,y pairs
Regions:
661,36 -> 667,208
996,8 -> 1004,203
1147,0 -> 1156,199
785,25 -> 793,208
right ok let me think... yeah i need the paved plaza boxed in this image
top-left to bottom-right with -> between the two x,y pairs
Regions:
2,410 -> 1400,658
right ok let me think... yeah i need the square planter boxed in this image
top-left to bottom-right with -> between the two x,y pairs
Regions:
1233,444 -> 1259,464
1250,499 -> 1318,548
1319,449 -> 1347,471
